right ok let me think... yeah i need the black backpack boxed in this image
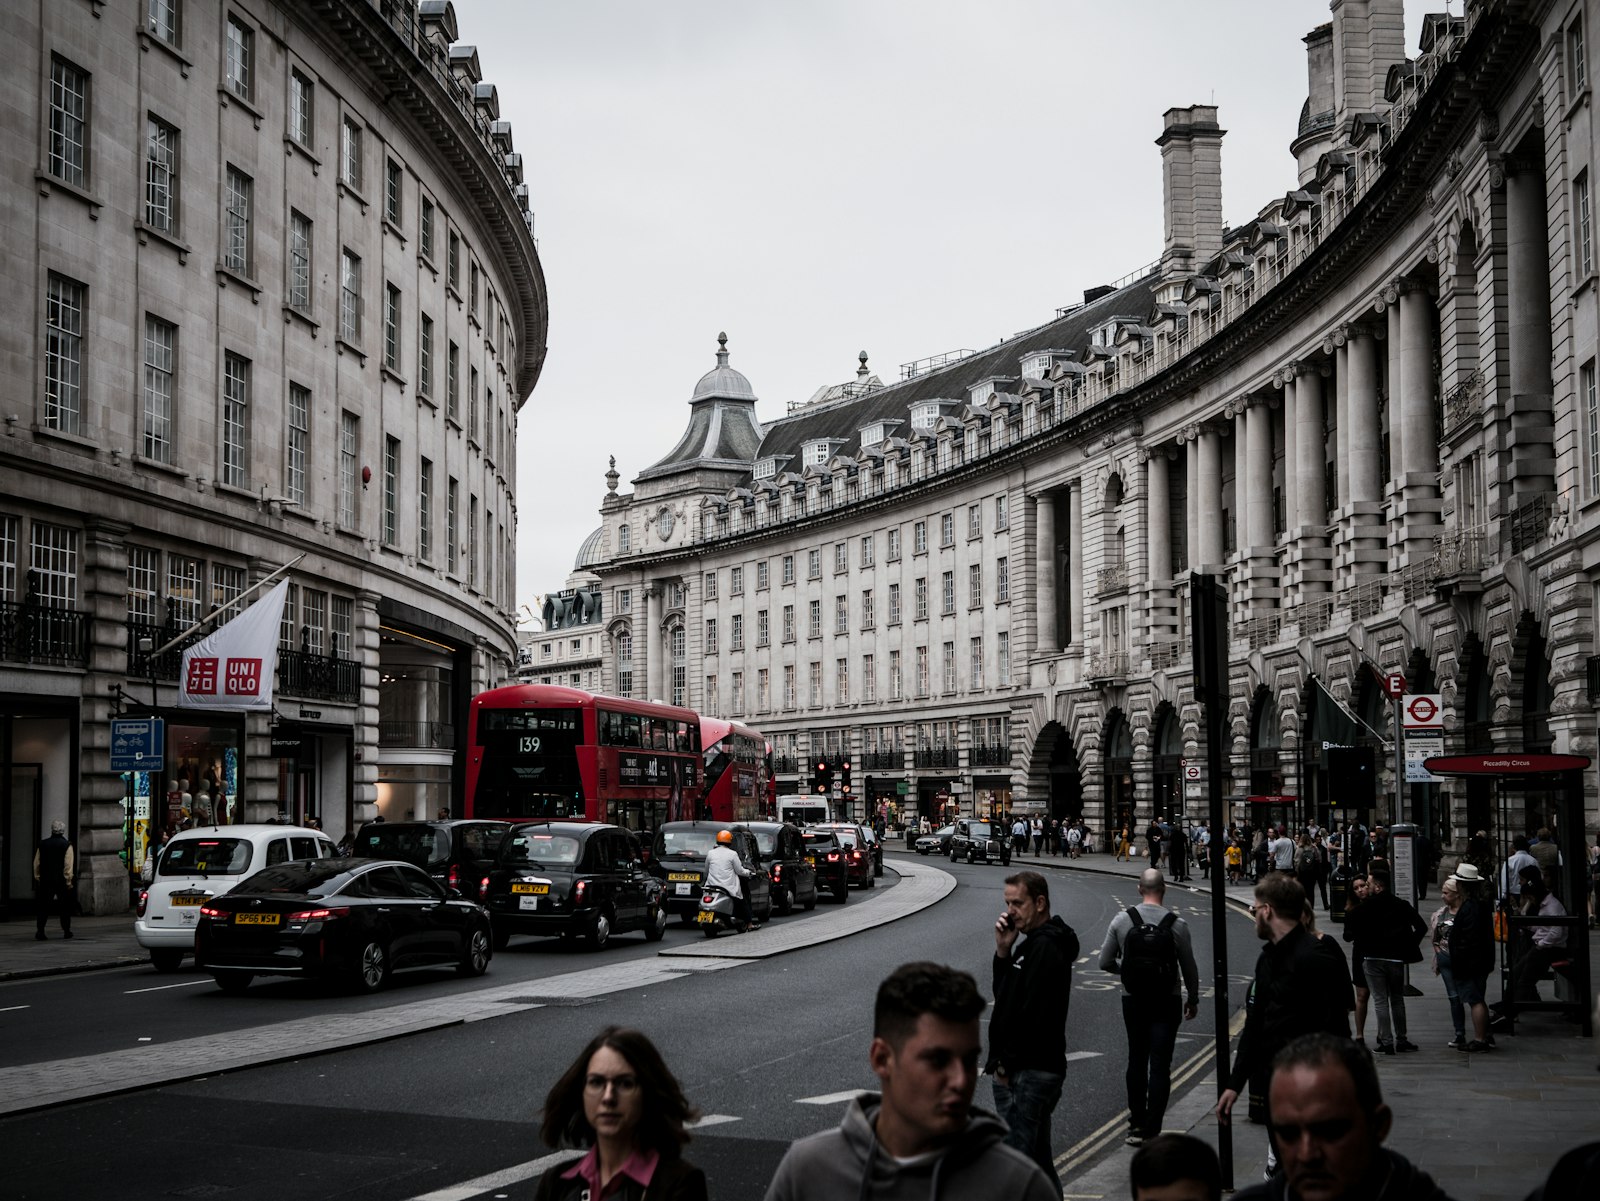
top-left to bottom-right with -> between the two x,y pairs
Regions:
1121,908 -> 1179,998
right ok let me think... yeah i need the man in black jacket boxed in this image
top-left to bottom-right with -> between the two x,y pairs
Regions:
1216,874 -> 1351,1173
987,870 -> 1079,1194
33,820 -> 75,940
1341,868 -> 1428,1053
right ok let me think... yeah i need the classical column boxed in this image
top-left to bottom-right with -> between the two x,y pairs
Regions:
1396,282 -> 1444,560
1332,334 -> 1350,509
1245,399 -> 1275,550
1288,362 -> 1332,600
1505,161 -> 1556,501
1338,324 -> 1388,589
1067,482 -> 1085,648
645,584 -> 663,701
1185,436 -> 1200,571
1145,450 -> 1170,583
1196,426 -> 1223,569
1035,492 -> 1058,653
1386,290 -> 1404,493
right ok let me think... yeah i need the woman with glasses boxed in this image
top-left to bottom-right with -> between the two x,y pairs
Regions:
536,1027 -> 708,1200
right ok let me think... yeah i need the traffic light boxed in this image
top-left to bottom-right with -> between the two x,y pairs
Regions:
813,757 -> 832,795
839,755 -> 853,798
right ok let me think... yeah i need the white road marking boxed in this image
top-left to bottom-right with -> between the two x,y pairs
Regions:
405,1150 -> 574,1201
688,1113 -> 741,1128
124,979 -> 212,995
0,1005 -> 30,1014
1065,1051 -> 1105,1062
796,1089 -> 865,1105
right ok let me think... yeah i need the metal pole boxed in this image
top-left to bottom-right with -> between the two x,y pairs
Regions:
1393,692 -> 1405,829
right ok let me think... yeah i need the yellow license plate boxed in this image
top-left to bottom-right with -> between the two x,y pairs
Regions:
235,913 -> 280,926
667,872 -> 698,882
695,910 -> 717,924
805,856 -> 816,866
511,883 -> 549,895
169,895 -> 207,907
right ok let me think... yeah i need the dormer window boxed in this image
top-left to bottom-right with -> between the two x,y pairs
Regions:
754,458 -> 777,480
860,421 -> 898,448
910,402 -> 942,433
803,439 -> 843,467
968,381 -> 996,406
1092,323 -> 1117,348
1020,353 -> 1054,380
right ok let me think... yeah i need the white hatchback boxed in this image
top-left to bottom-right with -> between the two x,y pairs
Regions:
136,825 -> 338,971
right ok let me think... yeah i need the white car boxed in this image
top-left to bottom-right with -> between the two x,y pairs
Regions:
136,824 -> 337,971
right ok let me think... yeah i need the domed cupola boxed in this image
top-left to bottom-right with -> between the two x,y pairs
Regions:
634,332 -> 765,487
691,332 -> 758,403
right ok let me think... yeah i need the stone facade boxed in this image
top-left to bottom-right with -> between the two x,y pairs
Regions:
0,1 -> 545,914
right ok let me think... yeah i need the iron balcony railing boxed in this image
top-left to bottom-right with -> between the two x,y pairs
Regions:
772,755 -> 798,774
1087,651 -> 1130,680
970,743 -> 1012,767
1429,525 -> 1488,578
1441,370 -> 1485,434
913,747 -> 959,769
1237,613 -> 1283,651
1148,639 -> 1189,670
278,649 -> 359,702
378,721 -> 456,749
861,750 -> 902,770
1,601 -> 89,667
125,618 -> 203,680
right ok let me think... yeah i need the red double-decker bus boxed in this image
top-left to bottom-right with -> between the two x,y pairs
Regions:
465,684 -> 702,832
699,718 -> 773,823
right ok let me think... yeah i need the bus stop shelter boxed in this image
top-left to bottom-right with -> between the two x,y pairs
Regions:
1423,752 -> 1593,1037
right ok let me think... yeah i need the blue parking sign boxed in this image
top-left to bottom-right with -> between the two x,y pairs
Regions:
110,718 -> 165,772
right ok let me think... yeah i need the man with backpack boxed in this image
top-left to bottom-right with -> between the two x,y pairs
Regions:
1099,868 -> 1200,1146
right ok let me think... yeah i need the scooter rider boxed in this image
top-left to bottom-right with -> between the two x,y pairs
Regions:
706,829 -> 759,932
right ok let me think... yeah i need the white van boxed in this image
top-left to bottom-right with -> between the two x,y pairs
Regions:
136,824 -> 337,971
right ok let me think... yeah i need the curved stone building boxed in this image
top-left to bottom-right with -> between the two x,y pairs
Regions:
580,1 -> 1600,856
0,0 -> 546,913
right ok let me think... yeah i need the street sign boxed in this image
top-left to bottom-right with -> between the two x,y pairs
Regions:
1423,752 -> 1592,776
1184,765 -> 1202,781
110,718 -> 165,772
1402,694 -> 1443,730
895,780 -> 909,795
1404,732 -> 1444,782
1382,672 -> 1407,699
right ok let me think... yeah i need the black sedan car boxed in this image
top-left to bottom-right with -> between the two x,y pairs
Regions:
352,819 -> 509,901
482,822 -> 666,950
800,828 -> 851,904
648,821 -> 772,924
194,858 -> 492,994
948,818 -> 1011,865
814,822 -> 876,889
915,824 -> 956,856
743,821 -> 818,915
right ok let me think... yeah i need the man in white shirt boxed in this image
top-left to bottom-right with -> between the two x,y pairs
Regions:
705,829 -> 758,932
1499,835 -> 1540,902
1269,827 -> 1296,873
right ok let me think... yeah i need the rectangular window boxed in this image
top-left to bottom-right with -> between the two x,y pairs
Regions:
289,69 -> 313,147
914,520 -> 927,554
970,637 -> 983,690
887,527 -> 901,561
995,493 -> 1009,530
730,613 -> 744,651
48,57 -> 89,189
419,314 -> 434,397
418,456 -> 433,561
968,504 -> 981,540
0,516 -> 14,602
782,554 -> 795,584
468,495 -> 478,584
148,0 -> 180,44
286,383 -> 309,505
339,411 -> 358,527
998,631 -> 1011,685
222,166 -> 252,273
941,570 -> 955,614
705,675 -> 718,714
221,352 -> 249,487
341,117 -> 362,189
834,543 -> 848,573
756,560 -> 769,590
446,341 -> 460,422
860,535 -> 874,567
915,647 -> 930,696
888,582 -> 901,625
165,554 -> 198,624
224,17 -> 253,100
447,477 -> 459,572
836,658 -> 849,705
757,609 -> 770,646
618,588 -> 632,613
941,513 -> 955,546
996,556 -> 1010,603
384,157 -> 402,225
942,642 -> 956,693
1586,362 -> 1600,496
617,635 -> 633,698
470,262 -> 481,317
862,653 -> 876,703
730,565 -> 744,594
144,115 -> 178,233
809,662 -> 823,708
889,649 -> 903,700
469,367 -> 479,436
1571,15 -> 1588,91
447,230 -> 460,289
302,589 -> 328,655
288,210 -> 312,311
331,595 -> 353,658
126,545 -> 159,621
340,250 -> 362,342
861,589 -> 875,627
704,571 -> 718,600
1578,171 -> 1593,278
142,315 -> 175,463
835,595 -> 848,634
705,618 -> 718,654
808,599 -> 822,639
755,667 -> 768,711
783,665 -> 796,709
420,197 -> 435,260
384,283 -> 401,371
807,548 -> 821,578
968,563 -> 982,608
915,577 -> 928,620
782,604 -> 795,642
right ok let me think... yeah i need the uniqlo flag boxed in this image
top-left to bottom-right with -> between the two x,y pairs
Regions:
176,580 -> 289,710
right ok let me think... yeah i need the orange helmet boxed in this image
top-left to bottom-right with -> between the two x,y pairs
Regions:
716,830 -> 734,844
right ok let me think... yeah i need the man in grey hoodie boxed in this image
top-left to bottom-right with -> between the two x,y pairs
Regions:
763,961 -> 1056,1201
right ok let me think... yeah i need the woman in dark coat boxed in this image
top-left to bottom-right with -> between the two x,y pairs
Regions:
1446,864 -> 1497,1052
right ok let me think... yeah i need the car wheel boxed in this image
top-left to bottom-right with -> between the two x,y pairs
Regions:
875,862 -> 883,878
1002,852 -> 1012,867
351,939 -> 390,994
760,893 -> 774,922
213,972 -> 252,994
775,886 -> 793,916
644,903 -> 667,943
864,874 -> 875,889
966,848 -> 977,864
588,908 -> 613,951
835,886 -> 849,905
802,886 -> 817,911
150,948 -> 184,973
491,922 -> 512,952
457,927 -> 491,977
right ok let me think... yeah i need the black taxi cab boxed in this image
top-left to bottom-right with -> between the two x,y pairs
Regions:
648,821 -> 772,923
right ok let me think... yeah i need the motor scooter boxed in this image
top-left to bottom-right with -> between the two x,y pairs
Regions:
696,885 -> 738,938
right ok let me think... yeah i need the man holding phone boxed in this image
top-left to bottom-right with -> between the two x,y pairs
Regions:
986,870 -> 1079,1194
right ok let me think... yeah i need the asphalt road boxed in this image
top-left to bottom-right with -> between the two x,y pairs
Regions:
1,856 -> 1259,1201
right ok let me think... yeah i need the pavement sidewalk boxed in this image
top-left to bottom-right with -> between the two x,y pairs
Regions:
0,912 -> 145,980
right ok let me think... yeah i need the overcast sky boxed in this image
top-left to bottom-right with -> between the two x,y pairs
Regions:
483,0 -> 1431,616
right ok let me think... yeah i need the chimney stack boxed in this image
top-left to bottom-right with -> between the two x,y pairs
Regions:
1331,0 -> 1408,131
1157,105 -> 1226,284
1293,25 -> 1337,184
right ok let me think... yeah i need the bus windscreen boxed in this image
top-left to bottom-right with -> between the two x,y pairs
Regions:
473,707 -> 585,820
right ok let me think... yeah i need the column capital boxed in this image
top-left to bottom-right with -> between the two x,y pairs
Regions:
1323,328 -> 1348,353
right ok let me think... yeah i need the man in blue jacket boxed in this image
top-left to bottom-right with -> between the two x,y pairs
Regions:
987,870 -> 1080,1193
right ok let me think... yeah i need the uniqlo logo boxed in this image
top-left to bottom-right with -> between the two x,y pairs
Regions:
224,658 -> 263,696
185,657 -> 219,694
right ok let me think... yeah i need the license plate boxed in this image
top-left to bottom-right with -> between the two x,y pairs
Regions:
511,883 -> 549,895
695,910 -> 716,924
667,873 -> 698,882
519,896 -> 539,911
806,856 -> 816,866
235,913 -> 280,926
675,883 -> 691,895
169,895 -> 207,907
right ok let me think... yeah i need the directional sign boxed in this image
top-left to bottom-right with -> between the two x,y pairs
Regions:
110,718 -> 165,772
1184,765 -> 1202,781
1423,752 -> 1592,776
1402,693 -> 1443,730
1382,672 -> 1407,699
1404,732 -> 1444,782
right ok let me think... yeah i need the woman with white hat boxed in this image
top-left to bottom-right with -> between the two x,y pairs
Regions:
1445,862 -> 1496,1052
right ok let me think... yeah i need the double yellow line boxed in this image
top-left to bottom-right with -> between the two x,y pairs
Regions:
1053,1007 -> 1248,1181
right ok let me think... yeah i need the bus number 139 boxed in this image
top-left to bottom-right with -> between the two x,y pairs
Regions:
518,735 -> 542,754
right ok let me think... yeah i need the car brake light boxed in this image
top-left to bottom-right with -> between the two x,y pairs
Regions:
827,852 -> 840,862
479,875 -> 490,899
573,880 -> 587,905
770,863 -> 782,880
199,904 -> 225,918
286,907 -> 349,922
849,850 -> 861,861
136,890 -> 149,918
447,864 -> 461,891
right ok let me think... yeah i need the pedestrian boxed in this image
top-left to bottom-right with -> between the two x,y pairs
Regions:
1099,869 -> 1200,1146
141,826 -> 170,883
1194,821 -> 1211,876
1528,827 -> 1563,897
1429,875 -> 1467,1049
436,806 -> 451,820
1226,838 -> 1243,886
763,961 -> 1056,1200
1345,875 -> 1372,1045
1512,864 -> 1568,1004
1167,821 -> 1189,882
33,819 -> 75,940
705,830 -> 758,932
1216,874 -> 1352,1176
1032,816 -> 1045,856
1445,863 -> 1495,1052
1232,1033 -> 1464,1201
1312,833 -> 1331,909
1293,834 -> 1320,907
1269,827 -> 1295,874
1116,823 -> 1132,862
987,871 -> 1080,1193
1147,818 -> 1164,867
1067,821 -> 1083,860
1326,825 -> 1343,875
1011,815 -> 1028,855
535,1026 -> 707,1201
1341,868 -> 1427,1054
1129,1133 -> 1222,1201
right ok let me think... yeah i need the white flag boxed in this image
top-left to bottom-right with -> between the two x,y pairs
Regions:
176,580 -> 290,710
